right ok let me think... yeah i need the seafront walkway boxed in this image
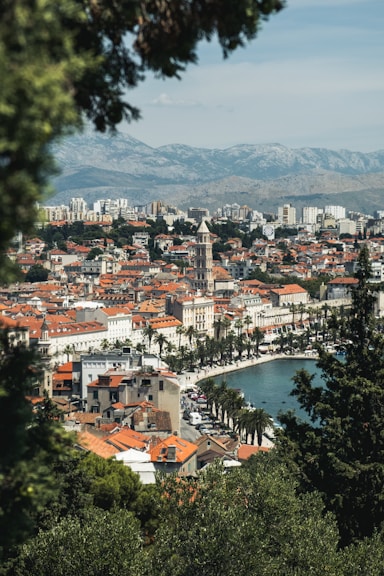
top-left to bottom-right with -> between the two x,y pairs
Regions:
177,351 -> 318,392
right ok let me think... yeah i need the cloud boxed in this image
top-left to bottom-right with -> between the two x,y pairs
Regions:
150,93 -> 202,108
123,0 -> 384,153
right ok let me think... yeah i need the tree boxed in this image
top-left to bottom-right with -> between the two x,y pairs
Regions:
78,452 -> 143,512
234,318 -> 243,337
0,0 -> 288,565
146,457 -> 343,576
221,388 -> 244,429
11,508 -> 144,576
0,0 -> 284,283
185,325 -> 197,349
176,325 -> 186,351
87,247 -> 103,260
251,327 -> 264,357
279,245 -> 384,545
0,332 -> 76,562
143,324 -> 156,353
248,407 -> 272,446
25,264 -> 49,283
154,332 -> 168,357
62,344 -> 74,363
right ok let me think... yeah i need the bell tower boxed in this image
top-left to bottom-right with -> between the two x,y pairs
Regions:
194,220 -> 214,294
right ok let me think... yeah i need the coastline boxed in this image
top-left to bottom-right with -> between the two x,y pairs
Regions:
178,351 -> 319,391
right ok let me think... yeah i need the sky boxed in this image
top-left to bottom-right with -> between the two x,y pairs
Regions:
119,0 -> 384,153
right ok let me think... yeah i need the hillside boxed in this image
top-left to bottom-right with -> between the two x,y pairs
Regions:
51,132 -> 384,214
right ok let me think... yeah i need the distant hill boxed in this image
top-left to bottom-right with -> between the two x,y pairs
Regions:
50,132 -> 384,215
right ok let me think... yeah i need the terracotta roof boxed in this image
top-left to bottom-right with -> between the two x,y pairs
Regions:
149,434 -> 197,463
77,430 -> 119,458
270,284 -> 308,295
237,444 -> 269,460
327,277 -> 359,285
105,427 -> 150,451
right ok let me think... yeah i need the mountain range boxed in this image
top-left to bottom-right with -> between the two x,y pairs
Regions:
51,132 -> 384,215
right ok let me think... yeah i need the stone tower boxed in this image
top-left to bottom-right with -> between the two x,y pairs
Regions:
194,220 -> 214,294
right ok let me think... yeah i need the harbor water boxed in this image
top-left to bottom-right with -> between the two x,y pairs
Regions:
210,358 -> 323,424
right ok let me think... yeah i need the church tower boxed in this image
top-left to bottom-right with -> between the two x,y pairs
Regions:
37,317 -> 53,398
194,220 -> 214,294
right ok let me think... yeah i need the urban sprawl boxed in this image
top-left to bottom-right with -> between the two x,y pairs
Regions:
4,196 -> 383,476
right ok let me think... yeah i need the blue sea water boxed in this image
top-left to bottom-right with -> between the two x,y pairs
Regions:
210,358 -> 323,424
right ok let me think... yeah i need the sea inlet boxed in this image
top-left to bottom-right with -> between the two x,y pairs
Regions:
209,357 -> 323,424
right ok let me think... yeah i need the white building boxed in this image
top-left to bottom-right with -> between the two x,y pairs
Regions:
338,219 -> 357,236
168,294 -> 215,339
324,205 -> 346,220
76,306 -> 133,345
302,206 -> 321,225
278,204 -> 296,226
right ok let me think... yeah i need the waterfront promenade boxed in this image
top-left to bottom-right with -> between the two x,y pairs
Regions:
177,351 -> 318,392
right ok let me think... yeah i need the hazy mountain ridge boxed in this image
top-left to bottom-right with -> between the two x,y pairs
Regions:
51,132 -> 384,214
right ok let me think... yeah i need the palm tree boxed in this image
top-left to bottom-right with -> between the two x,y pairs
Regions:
251,408 -> 273,446
234,318 -> 243,337
298,303 -> 306,327
225,331 -> 236,362
176,324 -> 186,350
236,408 -> 250,443
235,333 -> 245,360
289,303 -> 297,329
222,388 -> 244,429
143,323 -> 156,353
63,344 -> 73,363
276,333 -> 286,354
166,341 -> 176,355
101,338 -> 110,351
243,314 -> 253,337
222,316 -> 231,339
215,380 -> 229,423
185,325 -> 197,349
213,317 -> 222,341
200,378 -> 216,413
251,327 -> 264,357
154,332 -> 168,357
205,336 -> 218,367
196,339 -> 207,367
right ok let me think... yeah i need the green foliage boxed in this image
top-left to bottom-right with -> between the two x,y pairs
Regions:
279,246 -> 384,545
86,247 -> 103,260
78,452 -> 143,511
2,0 -> 284,282
172,220 -> 197,236
24,264 -> 49,283
0,333 -> 75,560
10,508 -> 144,576
247,267 -> 331,298
146,457 -> 342,576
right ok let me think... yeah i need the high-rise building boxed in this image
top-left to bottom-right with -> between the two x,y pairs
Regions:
302,206 -> 321,224
70,197 -> 87,213
324,205 -> 346,220
278,204 -> 296,226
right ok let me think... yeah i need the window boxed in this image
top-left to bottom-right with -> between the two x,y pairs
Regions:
93,391 -> 98,400
159,380 -> 164,391
148,394 -> 153,401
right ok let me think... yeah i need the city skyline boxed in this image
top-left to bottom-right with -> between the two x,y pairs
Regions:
119,0 -> 384,153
